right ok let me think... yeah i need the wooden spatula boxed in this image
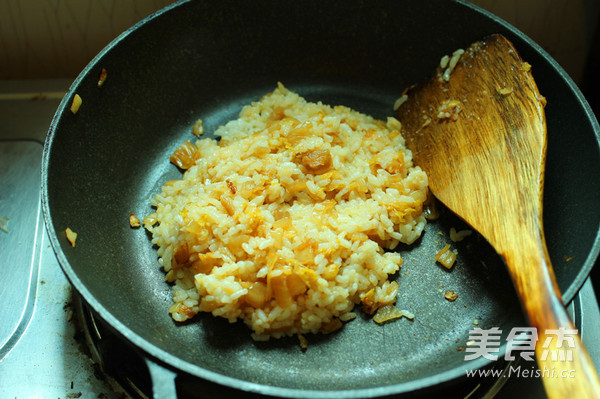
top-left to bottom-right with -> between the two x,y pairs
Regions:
395,34 -> 600,398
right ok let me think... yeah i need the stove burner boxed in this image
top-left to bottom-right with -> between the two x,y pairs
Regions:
74,294 -> 149,399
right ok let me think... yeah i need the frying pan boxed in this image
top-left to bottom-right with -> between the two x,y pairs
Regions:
41,0 -> 600,397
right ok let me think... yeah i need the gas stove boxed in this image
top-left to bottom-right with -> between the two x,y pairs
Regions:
1,79 -> 599,398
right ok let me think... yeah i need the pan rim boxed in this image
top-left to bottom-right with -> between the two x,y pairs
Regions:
40,0 -> 600,396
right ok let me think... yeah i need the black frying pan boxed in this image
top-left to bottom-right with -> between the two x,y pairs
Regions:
41,0 -> 600,397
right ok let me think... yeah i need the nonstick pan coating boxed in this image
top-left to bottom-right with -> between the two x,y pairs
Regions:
42,0 -> 600,396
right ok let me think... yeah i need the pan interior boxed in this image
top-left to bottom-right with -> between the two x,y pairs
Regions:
46,79 -> 523,390
42,0 -> 600,393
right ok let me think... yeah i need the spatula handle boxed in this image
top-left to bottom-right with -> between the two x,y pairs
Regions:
504,239 -> 600,398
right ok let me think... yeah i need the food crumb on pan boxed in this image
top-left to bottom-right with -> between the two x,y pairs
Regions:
65,227 -> 77,247
0,216 -> 8,233
440,54 -> 450,69
444,290 -> 458,301
564,255 -> 575,262
192,119 -> 204,136
393,94 -> 408,110
145,83 -> 429,340
436,244 -> 457,269
70,94 -> 82,114
129,213 -> 141,228
298,333 -> 308,351
449,227 -> 472,242
97,68 -> 107,88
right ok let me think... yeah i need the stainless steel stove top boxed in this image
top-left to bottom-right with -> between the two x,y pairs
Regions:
1,79 -> 599,399
0,79 -> 128,398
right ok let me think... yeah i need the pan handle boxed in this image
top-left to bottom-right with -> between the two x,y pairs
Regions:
144,357 -> 179,399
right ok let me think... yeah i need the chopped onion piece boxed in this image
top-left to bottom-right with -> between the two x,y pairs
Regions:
170,140 -> 200,169
65,227 -> 77,247
374,305 -> 403,324
374,305 -> 415,324
436,244 -> 457,269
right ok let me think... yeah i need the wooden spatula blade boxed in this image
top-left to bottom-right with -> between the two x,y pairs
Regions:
396,34 -> 546,251
395,34 -> 600,398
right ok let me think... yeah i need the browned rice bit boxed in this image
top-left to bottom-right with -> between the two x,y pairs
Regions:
129,213 -> 141,228
97,68 -> 107,88
444,290 -> 458,302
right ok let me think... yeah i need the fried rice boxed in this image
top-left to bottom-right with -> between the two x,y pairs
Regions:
144,83 -> 428,340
